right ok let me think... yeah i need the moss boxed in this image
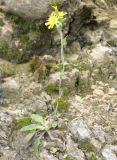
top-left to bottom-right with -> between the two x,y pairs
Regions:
54,97 -> 69,113
0,63 -> 16,76
20,34 -> 30,44
6,13 -> 40,34
79,140 -> 94,153
59,123 -> 68,131
46,63 -> 62,73
46,83 -> 59,94
0,40 -> 25,63
88,154 -> 97,160
14,117 -> 31,130
62,156 -> 73,160
63,87 -> 71,96
0,19 -> 4,26
4,13 -> 52,63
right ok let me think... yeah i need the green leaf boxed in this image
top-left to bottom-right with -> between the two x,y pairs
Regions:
34,137 -> 41,159
21,124 -> 45,132
52,121 -> 58,128
31,114 -> 44,124
24,132 -> 35,143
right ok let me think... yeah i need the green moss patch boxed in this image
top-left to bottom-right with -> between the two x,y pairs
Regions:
88,154 -> 97,160
2,13 -> 52,63
63,155 -> 73,160
46,83 -> 59,94
0,19 -> 4,26
79,140 -> 94,153
14,117 -> 32,130
54,97 -> 69,113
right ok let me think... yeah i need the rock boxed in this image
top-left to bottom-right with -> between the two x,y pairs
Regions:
84,29 -> 103,44
66,135 -> 85,160
0,149 -> 16,160
3,77 -> 19,90
23,82 -> 42,96
40,149 -> 59,160
94,0 -> 108,8
1,0 -> 50,20
40,92 -> 51,102
90,138 -> 102,151
93,89 -> 104,96
108,88 -> 117,95
48,69 -> 79,88
42,55 -> 55,63
69,118 -> 91,140
107,145 -> 117,154
102,148 -> 117,160
90,44 -> 113,64
92,125 -> 105,143
110,19 -> 117,29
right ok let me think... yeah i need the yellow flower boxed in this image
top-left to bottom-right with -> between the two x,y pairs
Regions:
45,12 -> 60,29
45,6 -> 67,29
58,11 -> 67,19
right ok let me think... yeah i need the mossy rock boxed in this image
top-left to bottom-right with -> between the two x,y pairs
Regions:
0,13 -> 52,63
0,61 -> 16,76
88,154 -> 97,160
79,140 -> 94,153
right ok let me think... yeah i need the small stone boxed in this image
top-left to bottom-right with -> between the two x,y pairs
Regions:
93,89 -> 104,96
42,55 -> 55,62
108,88 -> 117,95
110,19 -> 117,29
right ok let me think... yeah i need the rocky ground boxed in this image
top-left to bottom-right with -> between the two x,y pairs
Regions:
0,51 -> 117,160
0,0 -> 117,160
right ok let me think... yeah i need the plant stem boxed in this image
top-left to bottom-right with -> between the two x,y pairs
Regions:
55,26 -> 65,115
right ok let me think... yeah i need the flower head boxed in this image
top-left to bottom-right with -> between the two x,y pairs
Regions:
45,6 -> 67,29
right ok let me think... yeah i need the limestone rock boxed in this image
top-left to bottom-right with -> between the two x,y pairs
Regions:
102,148 -> 117,160
1,0 -> 51,20
48,69 -> 79,88
69,118 -> 91,140
66,135 -> 85,160
3,77 -> 19,90
90,44 -> 112,64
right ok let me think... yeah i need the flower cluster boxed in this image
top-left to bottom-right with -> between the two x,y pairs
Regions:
45,6 -> 67,29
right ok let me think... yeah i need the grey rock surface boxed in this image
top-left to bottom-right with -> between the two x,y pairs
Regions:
69,118 -> 91,140
1,0 -> 51,20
